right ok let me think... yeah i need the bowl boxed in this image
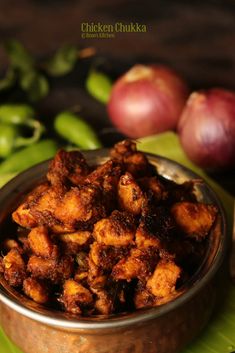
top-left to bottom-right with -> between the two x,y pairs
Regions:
0,149 -> 227,353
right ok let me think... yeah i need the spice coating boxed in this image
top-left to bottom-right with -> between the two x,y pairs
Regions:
0,140 -> 217,316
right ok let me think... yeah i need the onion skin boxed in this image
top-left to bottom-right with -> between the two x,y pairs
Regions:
107,64 -> 189,138
178,88 -> 235,170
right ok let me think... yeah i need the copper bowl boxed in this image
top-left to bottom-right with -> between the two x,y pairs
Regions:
0,149 -> 227,353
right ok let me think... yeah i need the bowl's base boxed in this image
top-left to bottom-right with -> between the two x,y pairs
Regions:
0,282 -> 215,353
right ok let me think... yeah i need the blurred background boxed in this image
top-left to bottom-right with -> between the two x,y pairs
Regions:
1,0 -> 235,86
0,0 -> 234,193
1,0 -> 235,122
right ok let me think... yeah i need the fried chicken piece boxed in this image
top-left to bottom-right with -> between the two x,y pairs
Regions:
118,173 -> 146,215
12,183 -> 50,228
146,259 -> 181,298
13,183 -> 65,232
110,139 -> 136,158
87,258 -> 108,289
135,282 -> 181,309
110,140 -> 154,177
138,176 -> 168,203
3,248 -> 26,287
28,226 -> 59,259
89,242 -> 128,271
54,184 -> 106,232
19,181 -> 109,234
135,228 -> 161,249
112,248 -> 158,282
171,202 -> 217,240
85,159 -> 122,212
125,152 -> 153,178
50,255 -> 74,282
59,231 -> 91,254
47,149 -> 89,186
136,207 -> 176,249
91,288 -> 114,315
61,279 -> 93,315
136,218 -> 162,249
85,159 -> 122,187
28,185 -> 66,233
27,255 -> 74,284
93,210 -> 136,247
20,183 -> 104,234
91,279 -> 125,314
13,203 -> 37,229
23,277 -> 49,304
134,283 -> 155,309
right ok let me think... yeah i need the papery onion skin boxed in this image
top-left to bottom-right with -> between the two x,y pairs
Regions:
107,64 -> 189,138
178,88 -> 235,170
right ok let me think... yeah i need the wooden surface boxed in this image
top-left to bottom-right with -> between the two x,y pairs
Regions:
0,0 -> 234,194
0,0 -> 235,88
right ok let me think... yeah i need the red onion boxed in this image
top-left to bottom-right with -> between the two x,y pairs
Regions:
107,64 -> 189,138
178,88 -> 235,170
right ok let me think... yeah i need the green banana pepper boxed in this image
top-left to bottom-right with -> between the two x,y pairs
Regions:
0,104 -> 44,158
0,124 -> 19,157
86,70 -> 112,104
54,111 -> 102,150
0,104 -> 35,124
0,139 -> 58,174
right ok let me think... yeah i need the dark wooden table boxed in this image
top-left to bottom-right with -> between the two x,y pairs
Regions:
0,0 -> 234,195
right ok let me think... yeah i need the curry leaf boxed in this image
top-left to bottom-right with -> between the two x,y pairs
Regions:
0,69 -> 16,91
4,39 -> 34,72
45,45 -> 78,76
20,71 -> 49,101
44,44 -> 78,76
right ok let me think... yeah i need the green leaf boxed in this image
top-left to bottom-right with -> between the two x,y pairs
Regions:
44,45 -> 78,76
20,70 -> 49,101
0,326 -> 23,352
0,173 -> 17,188
183,282 -> 235,353
4,39 -> 34,72
0,69 -> 16,91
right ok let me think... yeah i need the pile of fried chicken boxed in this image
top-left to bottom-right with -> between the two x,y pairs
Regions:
0,140 -> 218,316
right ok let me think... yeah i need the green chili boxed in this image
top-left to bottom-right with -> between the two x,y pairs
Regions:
0,124 -> 19,158
85,70 -> 112,104
0,139 -> 58,174
54,111 -> 102,150
0,104 -> 44,157
0,104 -> 35,125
